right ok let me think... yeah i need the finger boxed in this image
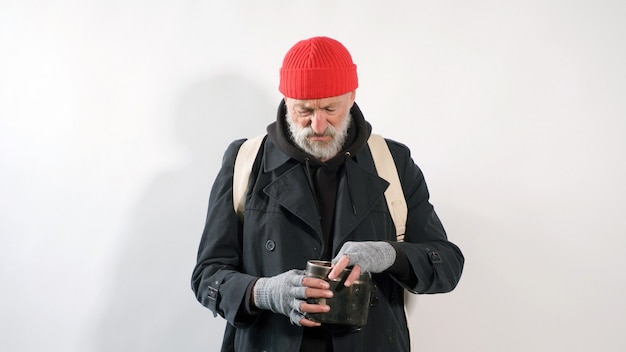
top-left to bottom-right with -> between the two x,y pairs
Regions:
299,301 -> 331,314
304,287 -> 333,299
289,311 -> 309,326
289,271 -> 306,286
328,255 -> 350,280
300,317 -> 322,327
291,286 -> 308,300
301,277 -> 330,289
344,265 -> 362,287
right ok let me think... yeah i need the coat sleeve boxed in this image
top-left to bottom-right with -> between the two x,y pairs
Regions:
191,139 -> 259,327
387,140 -> 465,294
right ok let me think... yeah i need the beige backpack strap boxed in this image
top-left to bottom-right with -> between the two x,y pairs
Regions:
369,134 -> 414,348
368,134 -> 407,242
232,134 -> 265,219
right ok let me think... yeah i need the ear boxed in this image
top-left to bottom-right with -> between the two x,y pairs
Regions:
348,91 -> 356,106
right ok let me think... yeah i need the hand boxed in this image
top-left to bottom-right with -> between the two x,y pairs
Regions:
328,241 -> 396,286
253,269 -> 333,327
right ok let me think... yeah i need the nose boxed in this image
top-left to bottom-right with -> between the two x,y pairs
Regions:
309,111 -> 328,134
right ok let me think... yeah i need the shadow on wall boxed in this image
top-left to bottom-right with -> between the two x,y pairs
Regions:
91,73 -> 275,351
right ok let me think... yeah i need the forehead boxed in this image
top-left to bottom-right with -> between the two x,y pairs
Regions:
287,95 -> 348,109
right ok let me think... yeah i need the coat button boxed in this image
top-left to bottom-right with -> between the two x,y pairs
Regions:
370,295 -> 379,307
428,251 -> 442,263
265,240 -> 276,251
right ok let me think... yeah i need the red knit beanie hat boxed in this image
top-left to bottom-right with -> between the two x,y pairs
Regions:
279,36 -> 358,99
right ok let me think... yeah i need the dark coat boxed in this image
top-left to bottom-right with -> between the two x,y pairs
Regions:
192,132 -> 464,351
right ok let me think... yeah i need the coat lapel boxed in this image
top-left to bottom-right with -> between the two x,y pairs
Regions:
260,140 -> 389,246
263,164 -> 323,236
333,159 -> 389,247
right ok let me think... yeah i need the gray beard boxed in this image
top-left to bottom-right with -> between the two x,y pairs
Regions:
285,111 -> 352,161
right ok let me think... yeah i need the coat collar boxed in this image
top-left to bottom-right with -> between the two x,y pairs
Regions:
261,141 -> 390,243
262,138 -> 291,173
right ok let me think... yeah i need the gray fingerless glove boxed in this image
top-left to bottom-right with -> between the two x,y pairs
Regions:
253,269 -> 307,325
332,241 -> 397,273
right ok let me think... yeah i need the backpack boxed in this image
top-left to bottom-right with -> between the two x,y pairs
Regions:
232,133 -> 408,241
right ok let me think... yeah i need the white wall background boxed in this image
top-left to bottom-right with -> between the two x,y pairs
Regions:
1,1 -> 625,351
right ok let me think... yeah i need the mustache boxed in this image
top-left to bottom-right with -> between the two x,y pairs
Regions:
302,126 -> 335,138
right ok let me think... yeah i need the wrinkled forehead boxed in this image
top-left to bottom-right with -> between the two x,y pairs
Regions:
286,92 -> 352,109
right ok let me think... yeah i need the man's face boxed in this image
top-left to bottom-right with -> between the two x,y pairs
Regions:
285,91 -> 356,161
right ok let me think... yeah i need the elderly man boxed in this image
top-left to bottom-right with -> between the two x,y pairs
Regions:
192,36 -> 464,352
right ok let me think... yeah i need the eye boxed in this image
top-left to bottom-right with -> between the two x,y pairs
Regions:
296,109 -> 312,117
325,107 -> 336,113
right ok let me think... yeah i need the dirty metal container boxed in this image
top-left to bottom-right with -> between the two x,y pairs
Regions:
305,260 -> 372,327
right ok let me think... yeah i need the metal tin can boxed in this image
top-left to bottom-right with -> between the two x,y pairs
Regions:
305,260 -> 372,327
